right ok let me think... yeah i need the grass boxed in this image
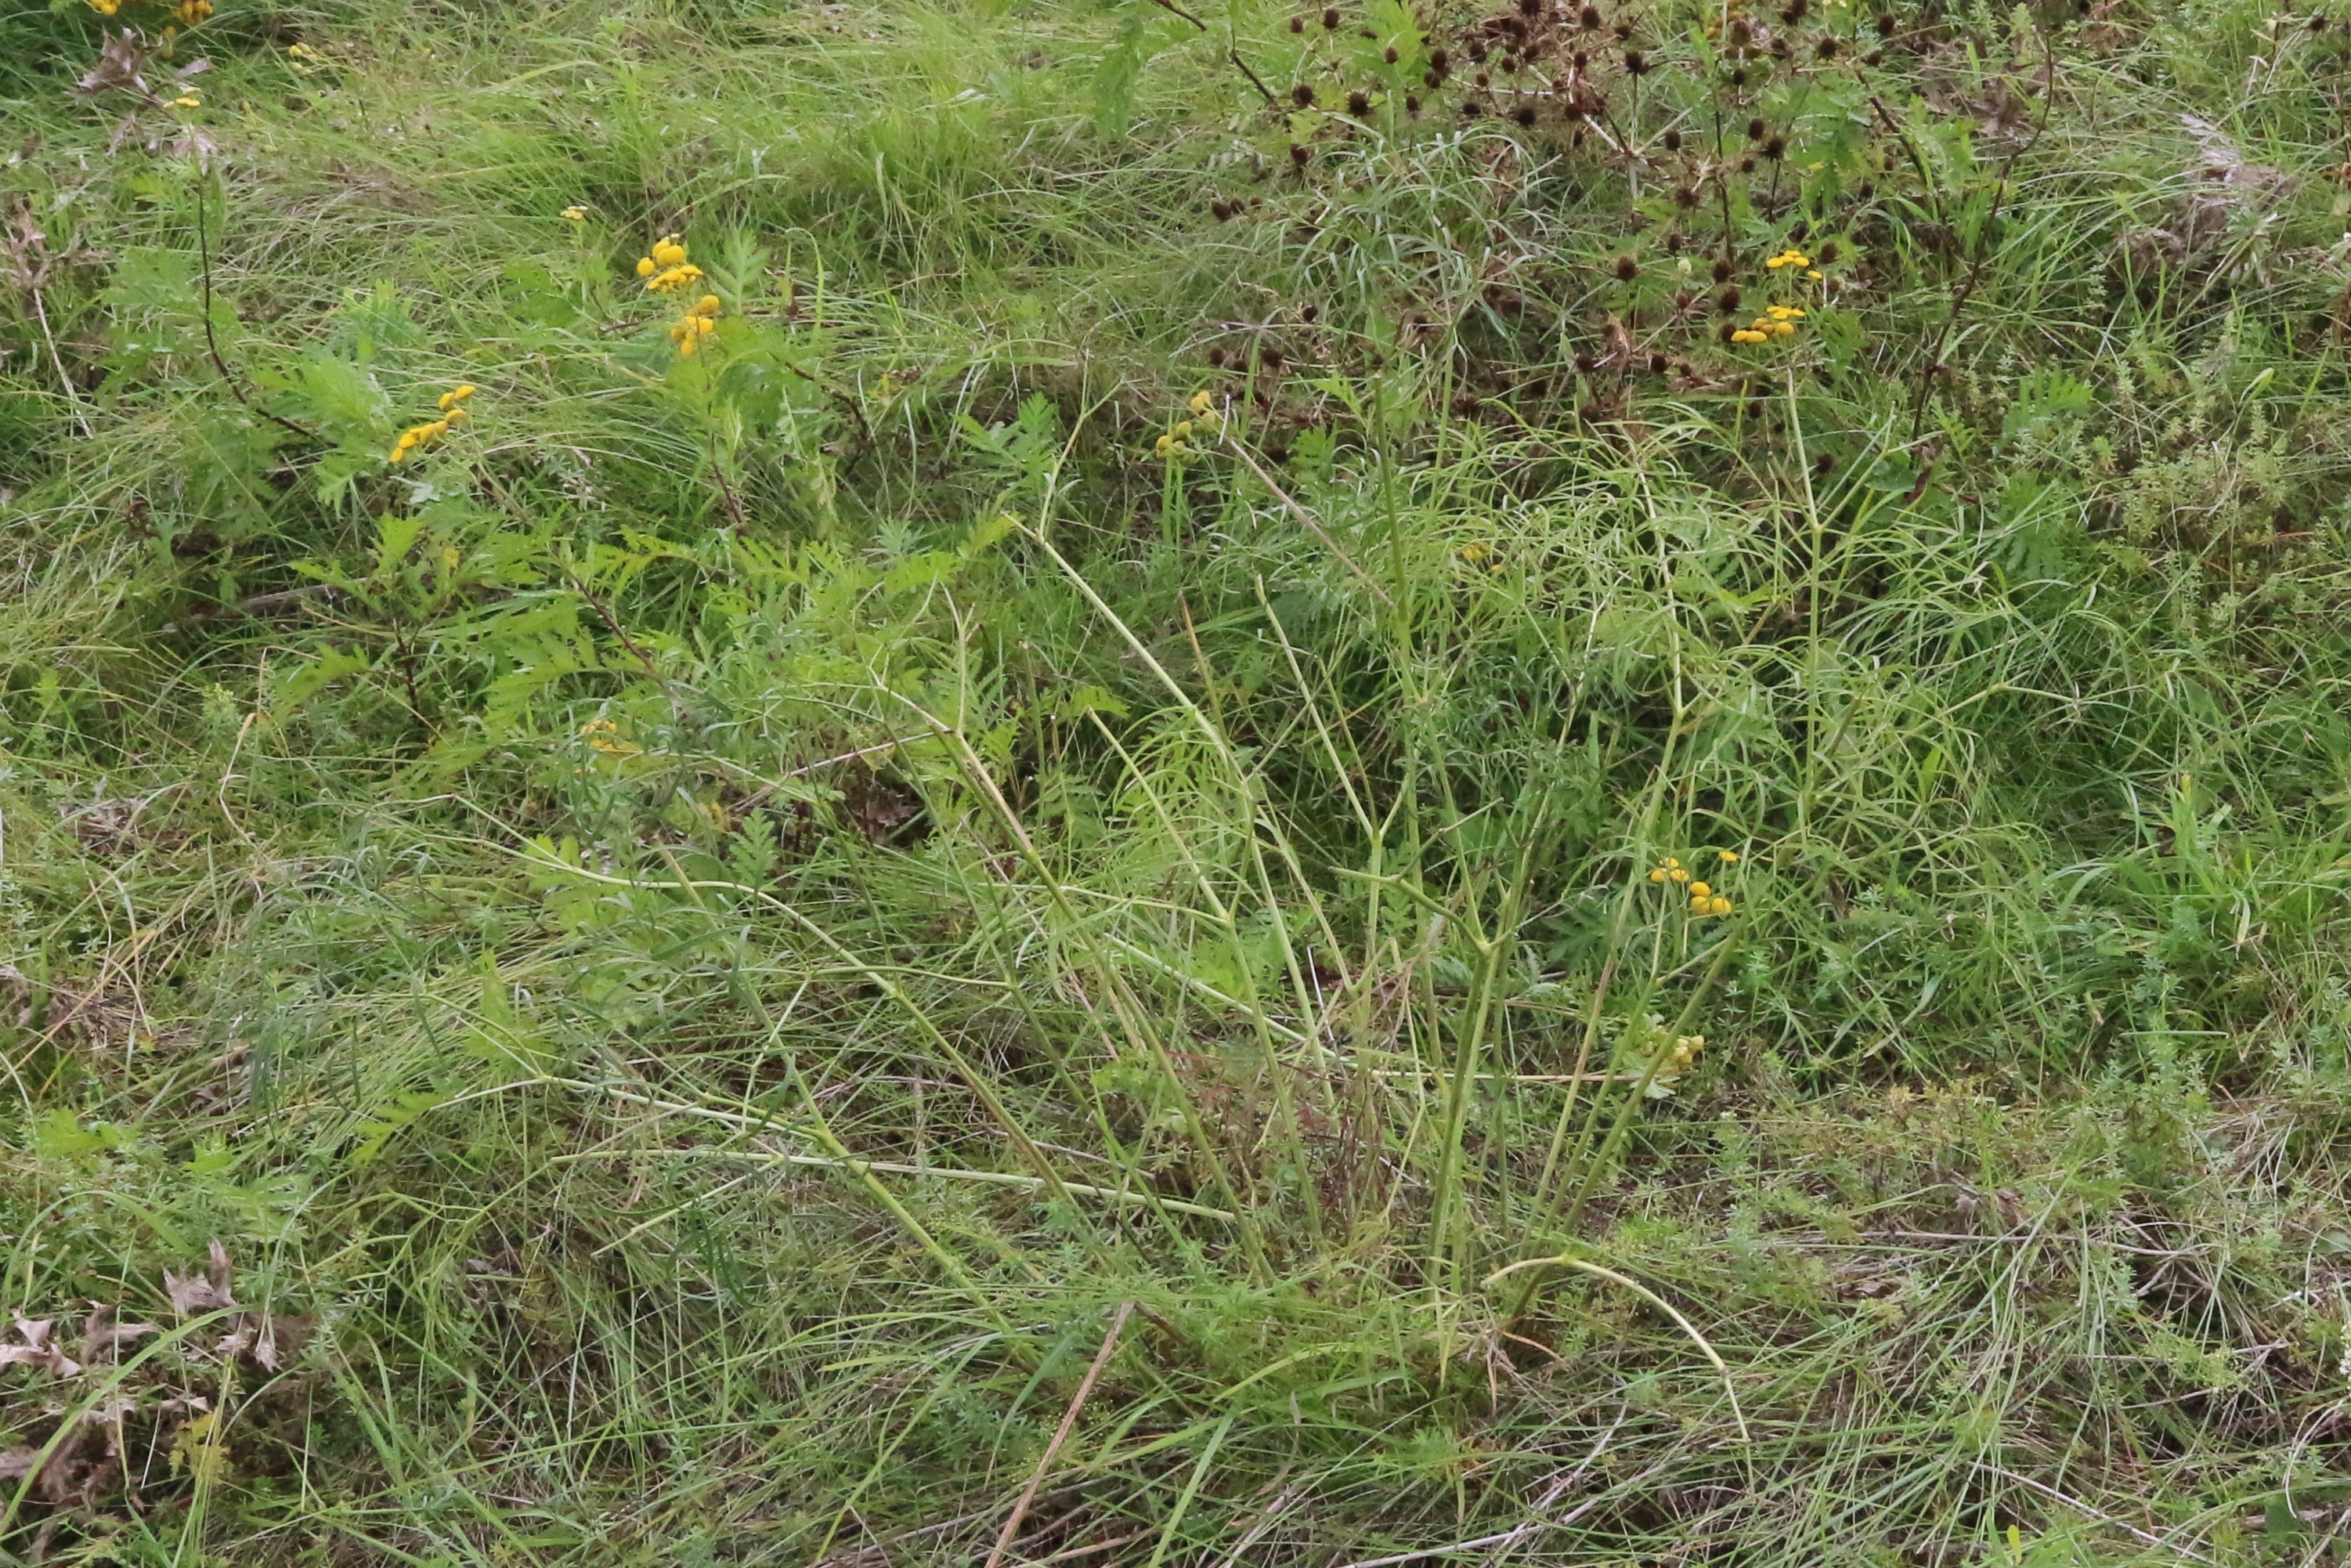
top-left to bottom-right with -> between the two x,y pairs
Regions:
2,0 -> 2351,1559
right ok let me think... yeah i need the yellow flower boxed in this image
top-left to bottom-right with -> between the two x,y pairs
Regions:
636,257 -> 656,278
1689,881 -> 1711,899
172,94 -> 203,108
1670,867 -> 1692,883
562,205 -> 589,222
1189,389 -> 1213,414
1649,868 -> 1667,883
88,0 -> 124,14
287,41 -> 312,55
1767,305 -> 1805,321
436,384 -> 476,413
651,236 -> 688,268
1708,897 -> 1732,916
1730,329 -> 1769,345
1806,269 -> 1824,280
1765,248 -> 1811,270
579,717 -> 641,757
388,418 -> 451,463
645,263 -> 706,294
175,0 -> 211,23
1717,850 -> 1739,864
1662,857 -> 1680,869
1771,320 -> 1795,337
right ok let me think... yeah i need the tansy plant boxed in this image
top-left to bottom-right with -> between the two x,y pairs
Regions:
636,234 -> 705,294
1649,851 -> 1737,917
86,0 -> 215,20
388,384 -> 475,464
1152,389 -> 1221,459
633,234 -> 722,356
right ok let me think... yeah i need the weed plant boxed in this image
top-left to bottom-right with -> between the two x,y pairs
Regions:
2,0 -> 2351,1559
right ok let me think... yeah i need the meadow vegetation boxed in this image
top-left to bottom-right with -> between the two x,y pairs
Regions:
3,0 -> 2351,1558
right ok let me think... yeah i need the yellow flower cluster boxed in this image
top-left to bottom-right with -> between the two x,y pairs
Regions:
579,717 -> 641,758
635,235 -> 705,294
669,293 -> 723,356
85,0 -> 216,21
388,384 -> 475,464
1765,245 -> 1826,282
1732,305 -> 1805,346
1648,851 -> 1735,916
1662,1033 -> 1706,1071
1152,390 -> 1221,460
562,205 -> 589,222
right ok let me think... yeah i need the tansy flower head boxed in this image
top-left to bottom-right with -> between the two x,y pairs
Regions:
645,263 -> 705,294
652,235 -> 687,267
437,384 -> 476,413
1708,896 -> 1732,915
1689,881 -> 1711,899
175,0 -> 212,24
388,418 -> 451,463
1670,866 -> 1692,883
1771,320 -> 1795,337
1717,850 -> 1739,864
1767,305 -> 1804,321
1765,248 -> 1811,269
172,93 -> 203,108
579,717 -> 641,757
1731,328 -> 1768,345
562,205 -> 589,222
1189,389 -> 1213,414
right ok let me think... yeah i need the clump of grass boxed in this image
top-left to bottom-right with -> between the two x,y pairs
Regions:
0,0 -> 2349,1559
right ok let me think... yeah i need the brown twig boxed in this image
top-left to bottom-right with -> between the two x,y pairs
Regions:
558,562 -> 674,695
984,1302 -> 1134,1568
706,431 -> 750,533
154,581 -> 342,636
1904,42 -> 2057,437
1147,0 -> 1206,28
1229,48 -> 1281,107
193,174 -> 316,443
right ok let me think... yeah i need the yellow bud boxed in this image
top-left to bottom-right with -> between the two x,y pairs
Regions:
1670,868 -> 1691,883
1189,390 -> 1213,414
1688,882 -> 1710,899
1718,851 -> 1738,864
1709,897 -> 1732,916
1649,869 -> 1667,883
